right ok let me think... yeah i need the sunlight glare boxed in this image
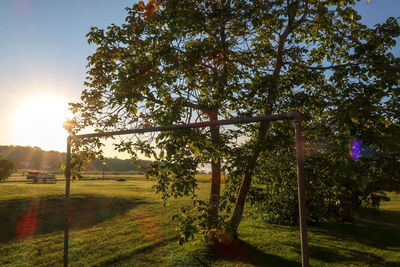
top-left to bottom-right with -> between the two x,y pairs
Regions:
13,95 -> 72,151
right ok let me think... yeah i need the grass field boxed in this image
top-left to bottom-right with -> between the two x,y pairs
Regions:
0,175 -> 399,266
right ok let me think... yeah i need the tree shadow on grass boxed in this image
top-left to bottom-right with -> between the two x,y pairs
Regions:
277,207 -> 400,266
286,243 -> 395,266
201,236 -> 301,267
97,236 -> 178,266
312,208 -> 400,251
355,207 -> 400,227
0,195 -> 147,243
309,245 -> 385,265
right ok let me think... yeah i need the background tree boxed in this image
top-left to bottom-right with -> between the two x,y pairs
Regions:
238,12 -> 400,224
70,0 -> 400,240
0,158 -> 16,182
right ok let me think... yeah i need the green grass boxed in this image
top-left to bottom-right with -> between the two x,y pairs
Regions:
0,177 -> 399,266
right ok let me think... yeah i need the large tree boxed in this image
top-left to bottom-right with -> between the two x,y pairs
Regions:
70,0 -> 399,238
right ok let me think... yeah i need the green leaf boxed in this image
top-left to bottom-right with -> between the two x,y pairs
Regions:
194,147 -> 200,157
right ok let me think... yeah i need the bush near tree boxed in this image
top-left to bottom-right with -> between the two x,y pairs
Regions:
245,121 -> 398,225
68,0 -> 400,241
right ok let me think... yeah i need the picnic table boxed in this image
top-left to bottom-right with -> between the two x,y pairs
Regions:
26,171 -> 56,183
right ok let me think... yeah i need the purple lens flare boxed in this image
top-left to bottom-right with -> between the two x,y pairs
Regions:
351,139 -> 361,160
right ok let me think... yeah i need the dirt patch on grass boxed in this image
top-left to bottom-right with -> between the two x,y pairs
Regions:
135,210 -> 162,241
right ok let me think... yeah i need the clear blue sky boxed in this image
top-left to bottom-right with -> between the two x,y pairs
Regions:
0,0 -> 399,154
0,0 -> 131,102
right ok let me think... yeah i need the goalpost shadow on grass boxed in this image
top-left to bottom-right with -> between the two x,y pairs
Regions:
63,112 -> 309,267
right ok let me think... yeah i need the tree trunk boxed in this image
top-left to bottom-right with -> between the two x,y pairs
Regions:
229,120 -> 270,235
229,0 -> 298,235
209,110 -> 221,228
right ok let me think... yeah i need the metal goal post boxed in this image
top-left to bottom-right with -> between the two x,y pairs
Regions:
64,111 -> 309,267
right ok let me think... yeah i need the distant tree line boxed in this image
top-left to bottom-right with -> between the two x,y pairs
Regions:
84,157 -> 151,172
0,145 -> 150,172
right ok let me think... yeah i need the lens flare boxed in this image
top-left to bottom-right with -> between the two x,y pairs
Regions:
350,139 -> 361,160
16,214 -> 37,240
16,200 -> 39,240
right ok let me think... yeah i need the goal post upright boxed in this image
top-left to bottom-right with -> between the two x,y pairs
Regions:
293,113 -> 309,267
64,136 -> 71,267
63,112 -> 309,267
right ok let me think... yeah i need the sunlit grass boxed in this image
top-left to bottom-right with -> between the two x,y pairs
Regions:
381,192 -> 400,212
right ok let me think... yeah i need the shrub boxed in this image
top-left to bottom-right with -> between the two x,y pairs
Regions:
0,158 -> 16,182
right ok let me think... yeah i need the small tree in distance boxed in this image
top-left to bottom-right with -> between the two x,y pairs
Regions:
0,158 -> 16,182
69,0 -> 400,241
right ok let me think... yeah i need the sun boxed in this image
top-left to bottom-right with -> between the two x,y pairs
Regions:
13,94 -> 72,151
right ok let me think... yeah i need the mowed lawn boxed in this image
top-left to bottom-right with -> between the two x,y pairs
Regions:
0,176 -> 399,266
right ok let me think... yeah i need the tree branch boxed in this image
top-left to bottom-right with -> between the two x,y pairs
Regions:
304,62 -> 362,70
144,90 -> 204,110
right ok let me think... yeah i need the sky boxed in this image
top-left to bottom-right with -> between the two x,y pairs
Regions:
0,0 -> 399,158
0,0 -> 134,155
